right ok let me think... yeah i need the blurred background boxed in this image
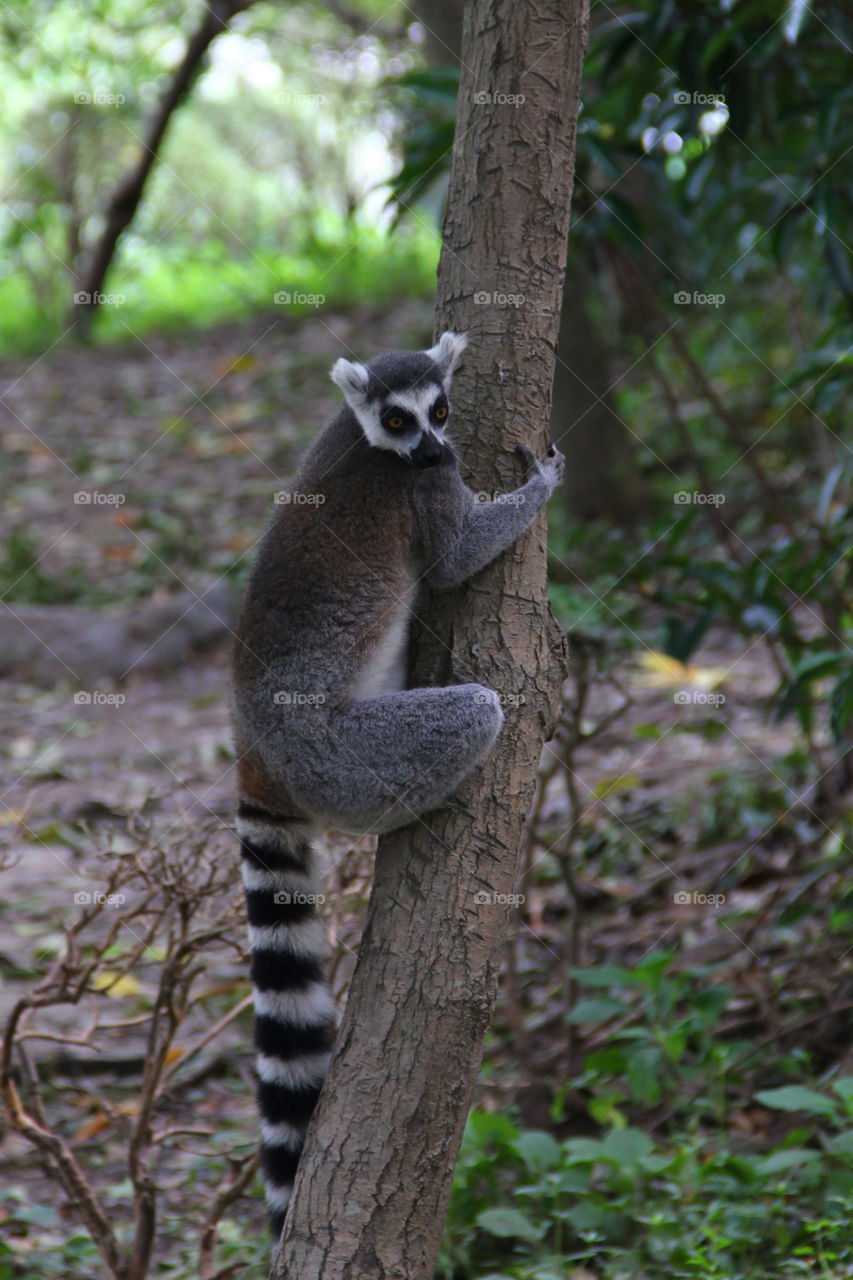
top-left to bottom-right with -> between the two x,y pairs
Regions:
2,2 -> 853,1278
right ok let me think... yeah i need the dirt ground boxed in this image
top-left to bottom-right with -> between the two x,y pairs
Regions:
1,304 -> 850,1269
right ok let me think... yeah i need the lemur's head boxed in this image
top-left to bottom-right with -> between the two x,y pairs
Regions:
330,331 -> 467,467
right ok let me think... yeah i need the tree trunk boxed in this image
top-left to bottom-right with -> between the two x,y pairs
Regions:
410,0 -> 642,526
273,2 -> 587,1278
72,0 -> 256,333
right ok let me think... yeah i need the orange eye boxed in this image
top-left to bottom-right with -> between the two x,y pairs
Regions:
434,405 -> 447,420
388,415 -> 404,429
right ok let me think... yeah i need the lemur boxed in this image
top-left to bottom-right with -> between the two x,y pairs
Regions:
232,331 -> 564,1236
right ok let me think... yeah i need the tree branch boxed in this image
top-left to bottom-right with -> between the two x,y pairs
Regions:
73,0 -> 258,329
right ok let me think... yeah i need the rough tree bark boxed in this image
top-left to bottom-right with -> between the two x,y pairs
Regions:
73,0 -> 257,332
273,1 -> 588,1276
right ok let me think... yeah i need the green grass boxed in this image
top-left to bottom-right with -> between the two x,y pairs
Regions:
0,220 -> 440,356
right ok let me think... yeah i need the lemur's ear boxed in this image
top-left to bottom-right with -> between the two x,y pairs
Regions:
331,358 -> 370,408
426,331 -> 467,381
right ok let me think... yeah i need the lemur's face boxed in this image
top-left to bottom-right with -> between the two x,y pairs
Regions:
331,331 -> 466,468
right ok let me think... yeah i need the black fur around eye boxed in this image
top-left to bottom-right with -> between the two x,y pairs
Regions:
381,407 -> 413,432
431,398 -> 449,422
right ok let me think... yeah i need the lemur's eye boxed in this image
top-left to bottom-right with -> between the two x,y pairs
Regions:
434,404 -> 448,420
388,415 -> 404,429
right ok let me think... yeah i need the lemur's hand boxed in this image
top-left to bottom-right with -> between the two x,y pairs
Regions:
516,442 -> 565,494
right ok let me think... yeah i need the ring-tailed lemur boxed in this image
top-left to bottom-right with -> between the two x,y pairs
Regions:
232,331 -> 564,1236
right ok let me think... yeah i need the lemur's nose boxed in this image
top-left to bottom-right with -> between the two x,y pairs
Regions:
411,433 -> 442,467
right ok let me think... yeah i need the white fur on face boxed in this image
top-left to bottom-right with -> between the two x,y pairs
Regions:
332,373 -> 448,458
330,332 -> 465,456
371,384 -> 448,457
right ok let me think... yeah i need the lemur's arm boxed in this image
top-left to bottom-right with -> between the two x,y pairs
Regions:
413,443 -> 565,590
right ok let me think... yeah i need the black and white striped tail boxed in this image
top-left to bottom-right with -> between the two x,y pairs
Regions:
238,802 -> 334,1239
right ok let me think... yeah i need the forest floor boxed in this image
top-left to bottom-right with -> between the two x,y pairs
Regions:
1,303 -> 850,1276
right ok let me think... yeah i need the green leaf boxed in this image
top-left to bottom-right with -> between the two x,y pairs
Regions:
627,1044 -> 663,1103
759,1148 -> 821,1173
832,1077 -> 853,1107
755,1086 -> 838,1118
563,1137 -> 607,1163
778,653 -> 847,721
823,1130 -> 853,1160
601,1127 -> 656,1169
662,609 -> 716,663
569,965 -> 637,988
567,996 -> 624,1024
467,1111 -> 519,1146
830,671 -> 853,742
475,1207 -> 544,1243
661,1028 -> 688,1063
566,1201 -> 613,1233
514,1129 -> 563,1172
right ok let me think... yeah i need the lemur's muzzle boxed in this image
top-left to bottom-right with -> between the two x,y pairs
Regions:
410,433 -> 443,468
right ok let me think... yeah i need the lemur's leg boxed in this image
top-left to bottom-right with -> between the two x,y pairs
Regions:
274,684 -> 504,836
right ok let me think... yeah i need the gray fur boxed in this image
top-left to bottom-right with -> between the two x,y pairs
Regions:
234,331 -> 564,831
232,334 -> 564,1234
